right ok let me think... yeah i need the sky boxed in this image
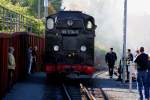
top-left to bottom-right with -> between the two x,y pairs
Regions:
128,0 -> 150,15
61,0 -> 150,55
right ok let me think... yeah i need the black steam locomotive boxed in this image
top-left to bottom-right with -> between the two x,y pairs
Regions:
45,11 -> 96,76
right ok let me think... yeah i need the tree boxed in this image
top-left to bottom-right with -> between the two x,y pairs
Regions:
8,0 -> 61,18
50,0 -> 62,11
11,0 -> 19,5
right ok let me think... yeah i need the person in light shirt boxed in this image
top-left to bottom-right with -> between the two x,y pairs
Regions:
8,47 -> 16,90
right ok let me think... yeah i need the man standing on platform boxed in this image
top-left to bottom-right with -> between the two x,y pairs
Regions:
134,47 -> 149,100
8,47 -> 16,90
105,48 -> 117,78
126,49 -> 133,82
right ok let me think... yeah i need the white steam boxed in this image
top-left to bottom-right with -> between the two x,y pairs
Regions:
61,0 -> 150,54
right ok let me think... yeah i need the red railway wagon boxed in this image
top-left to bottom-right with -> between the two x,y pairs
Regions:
0,32 -> 45,97
37,36 -> 45,71
12,32 -> 29,80
0,33 -> 10,97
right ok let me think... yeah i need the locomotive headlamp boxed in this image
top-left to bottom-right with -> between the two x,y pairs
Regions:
86,20 -> 93,29
81,45 -> 87,52
47,18 -> 54,29
53,45 -> 59,51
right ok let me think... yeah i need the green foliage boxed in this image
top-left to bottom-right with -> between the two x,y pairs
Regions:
51,0 -> 62,11
31,18 -> 45,34
0,0 -> 29,15
0,0 -> 44,34
20,0 -> 44,17
0,0 -> 62,34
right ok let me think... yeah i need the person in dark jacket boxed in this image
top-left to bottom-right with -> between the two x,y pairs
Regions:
126,49 -> 133,81
127,49 -> 133,62
134,47 -> 149,100
147,54 -> 150,100
105,48 -> 117,78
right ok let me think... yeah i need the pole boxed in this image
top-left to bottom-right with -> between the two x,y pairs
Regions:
45,6 -> 48,17
38,0 -> 41,18
44,0 -> 48,17
129,62 -> 132,92
122,0 -> 127,83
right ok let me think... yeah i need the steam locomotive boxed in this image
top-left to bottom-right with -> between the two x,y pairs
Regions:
45,11 -> 96,76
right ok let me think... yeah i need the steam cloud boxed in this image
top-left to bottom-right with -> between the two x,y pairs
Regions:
61,0 -> 150,55
61,0 -> 123,54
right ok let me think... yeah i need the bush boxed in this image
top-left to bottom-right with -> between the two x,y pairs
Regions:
0,0 -> 44,34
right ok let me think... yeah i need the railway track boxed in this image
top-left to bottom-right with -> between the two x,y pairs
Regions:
62,83 -> 81,100
80,83 -> 107,100
62,81 -> 107,100
44,77 -> 107,100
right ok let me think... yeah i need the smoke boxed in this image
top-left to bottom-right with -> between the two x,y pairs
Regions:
127,15 -> 150,53
126,0 -> 150,53
61,0 -> 123,52
61,0 -> 150,58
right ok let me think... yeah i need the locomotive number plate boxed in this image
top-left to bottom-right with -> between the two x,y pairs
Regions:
61,29 -> 79,35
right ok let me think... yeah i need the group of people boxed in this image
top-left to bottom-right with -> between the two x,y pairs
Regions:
105,47 -> 150,100
27,46 -> 38,74
7,46 -> 38,91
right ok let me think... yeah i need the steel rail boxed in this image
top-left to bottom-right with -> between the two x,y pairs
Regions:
62,83 -> 72,100
80,83 -> 96,100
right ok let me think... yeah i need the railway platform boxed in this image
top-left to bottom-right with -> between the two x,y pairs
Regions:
3,73 -> 46,100
95,71 -> 139,100
3,71 -> 140,100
